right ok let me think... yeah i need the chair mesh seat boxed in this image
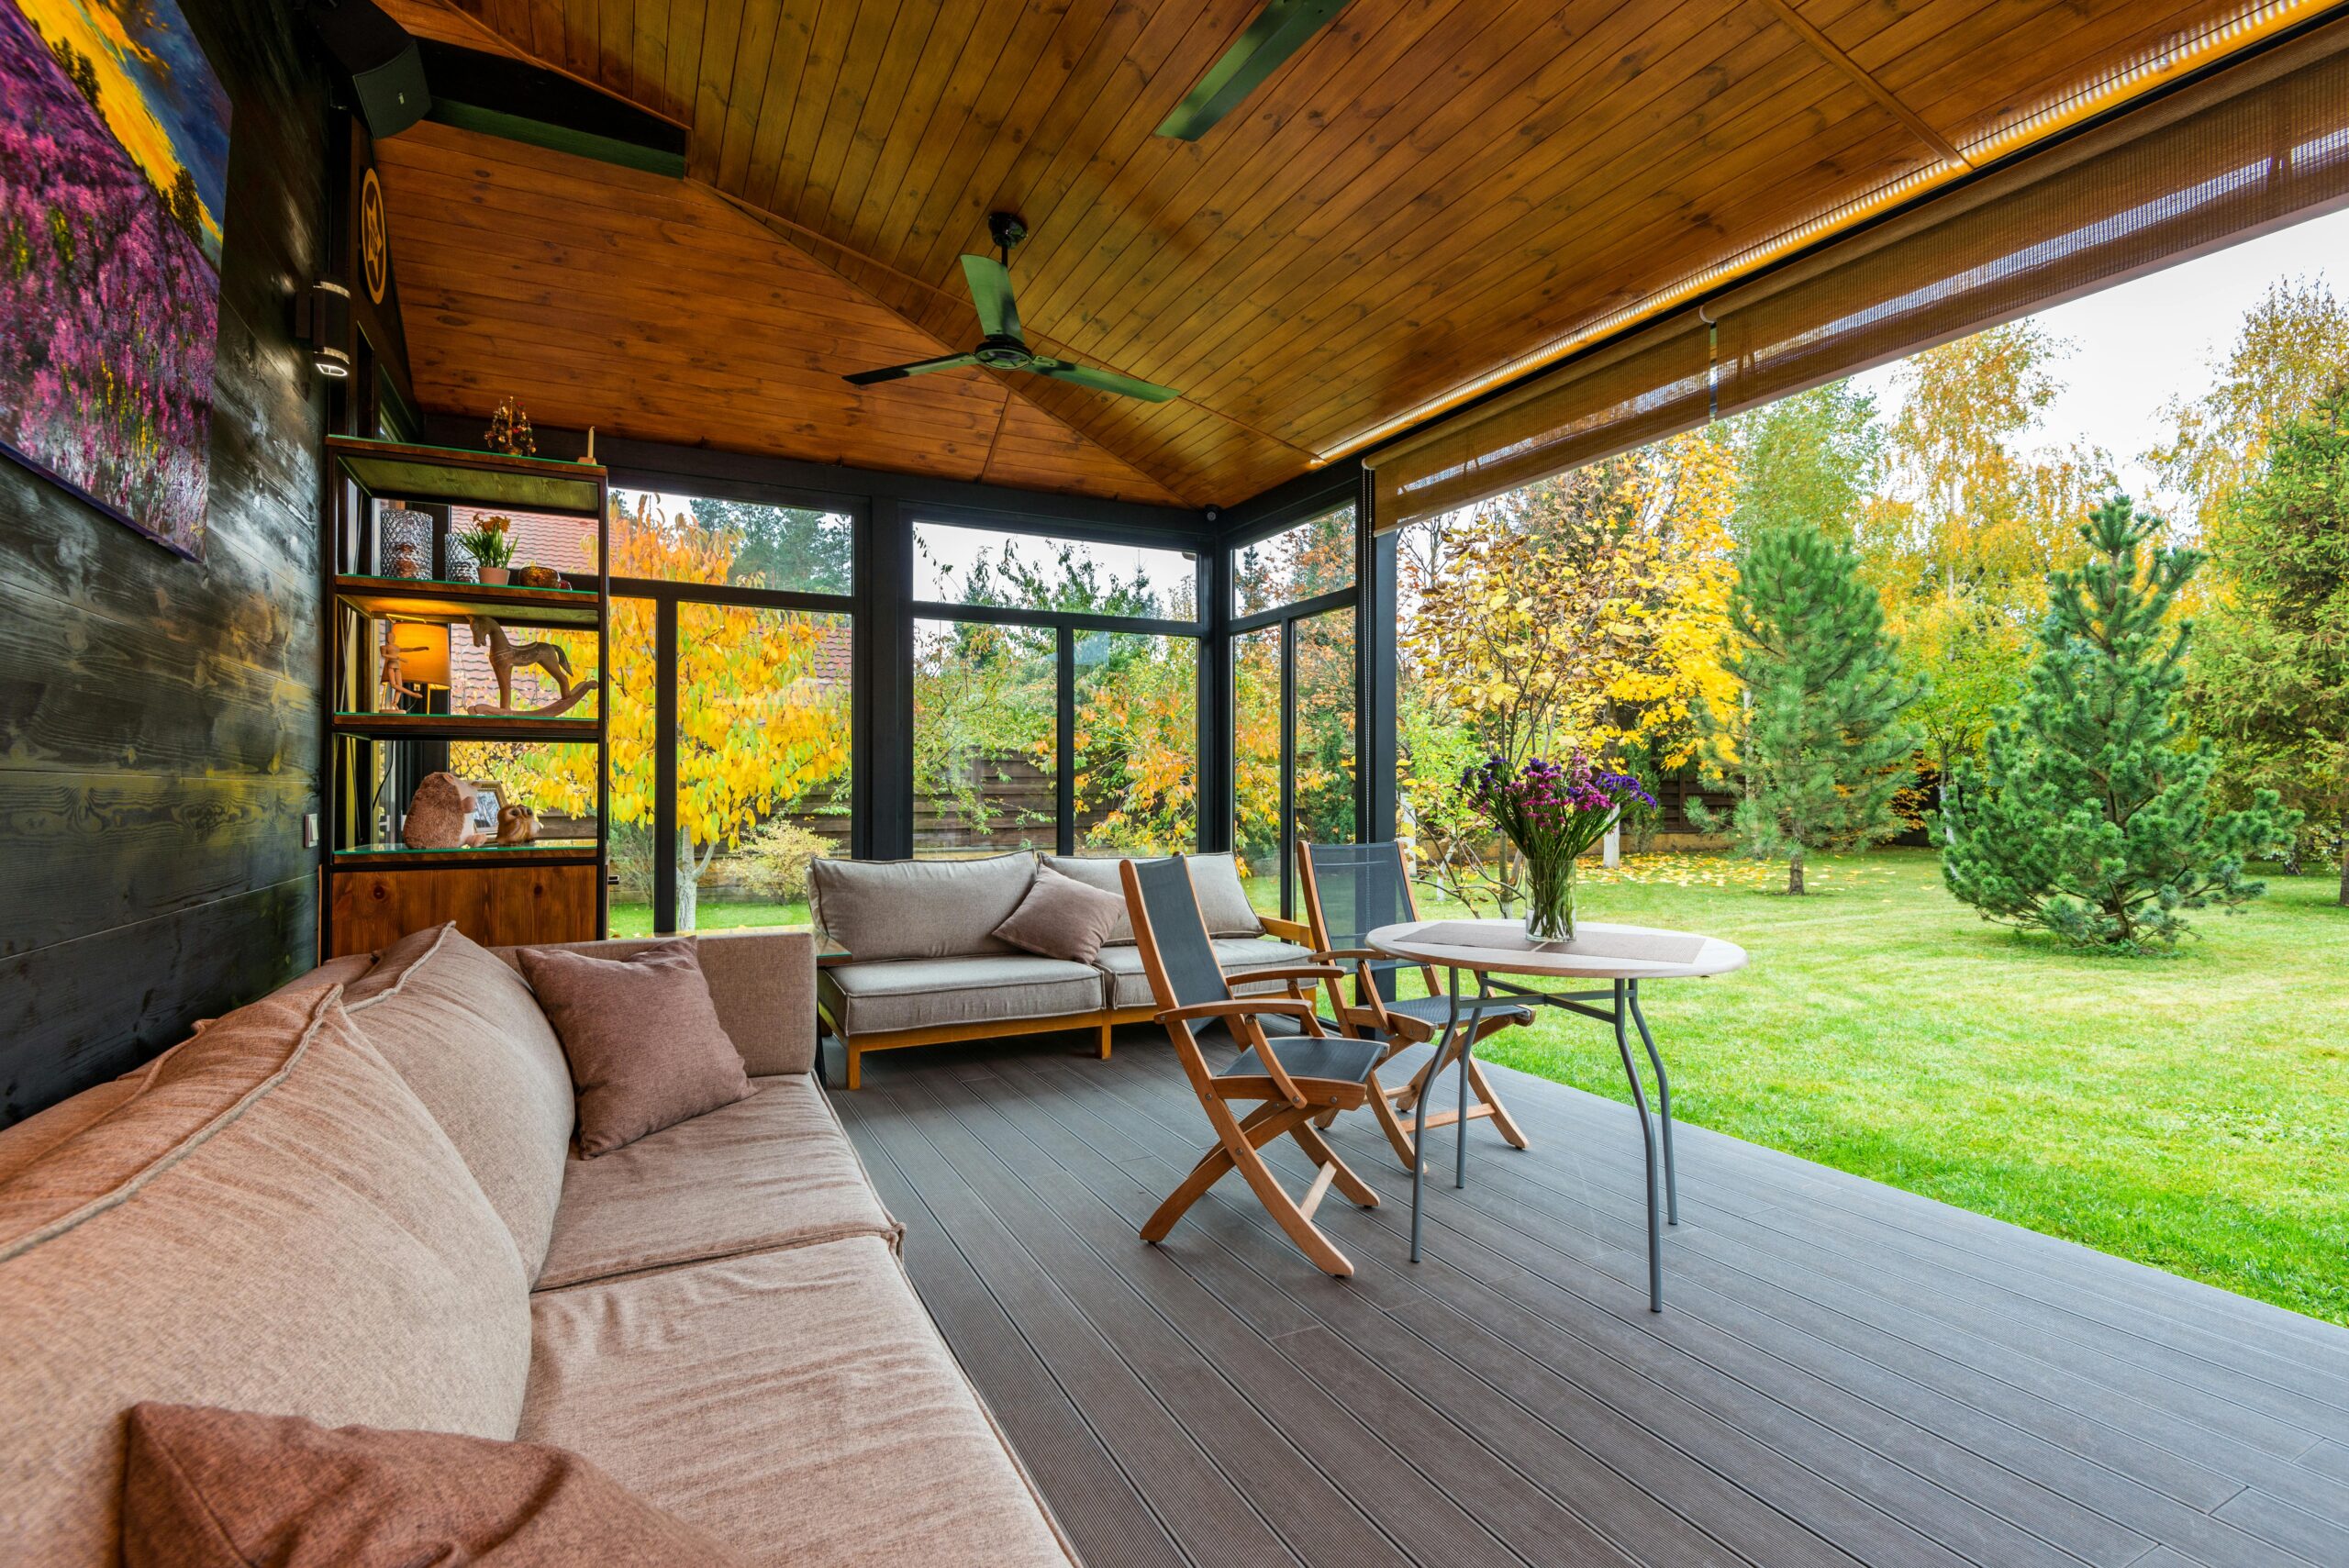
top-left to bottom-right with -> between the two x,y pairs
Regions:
1218,1033 -> 1385,1086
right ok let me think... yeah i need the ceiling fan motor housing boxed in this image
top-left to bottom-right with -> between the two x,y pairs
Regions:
974,335 -> 1034,369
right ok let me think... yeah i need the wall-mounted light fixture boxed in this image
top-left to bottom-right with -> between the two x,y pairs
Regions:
294,278 -> 353,380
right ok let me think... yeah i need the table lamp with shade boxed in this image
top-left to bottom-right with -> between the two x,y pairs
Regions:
381,622 -> 450,710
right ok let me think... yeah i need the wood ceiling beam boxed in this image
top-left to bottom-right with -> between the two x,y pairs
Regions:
1751,0 -> 1971,168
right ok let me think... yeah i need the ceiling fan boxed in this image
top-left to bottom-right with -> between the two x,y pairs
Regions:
841,213 -> 1181,404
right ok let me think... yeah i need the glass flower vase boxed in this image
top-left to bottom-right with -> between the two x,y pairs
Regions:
1522,851 -> 1575,943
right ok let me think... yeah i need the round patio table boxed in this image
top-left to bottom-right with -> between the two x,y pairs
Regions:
1365,918 -> 1747,1312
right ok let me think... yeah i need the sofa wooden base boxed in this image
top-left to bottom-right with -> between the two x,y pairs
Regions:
823,1006 -> 1160,1090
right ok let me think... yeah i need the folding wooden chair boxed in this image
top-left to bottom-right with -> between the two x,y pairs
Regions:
1121,855 -> 1387,1278
1297,840 -> 1532,1168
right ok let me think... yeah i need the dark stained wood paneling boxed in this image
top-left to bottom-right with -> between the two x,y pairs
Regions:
0,0 -> 336,1123
327,861 -> 601,955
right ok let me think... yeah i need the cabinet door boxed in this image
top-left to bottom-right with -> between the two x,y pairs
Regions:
327,862 -> 599,956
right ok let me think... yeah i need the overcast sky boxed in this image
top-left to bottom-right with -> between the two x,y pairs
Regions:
1853,203 -> 2349,519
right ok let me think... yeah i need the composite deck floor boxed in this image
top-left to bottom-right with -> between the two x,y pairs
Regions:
830,1028 -> 2349,1568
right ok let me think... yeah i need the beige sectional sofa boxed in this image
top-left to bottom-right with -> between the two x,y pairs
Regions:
0,925 -> 1075,1567
813,851 -> 1321,1088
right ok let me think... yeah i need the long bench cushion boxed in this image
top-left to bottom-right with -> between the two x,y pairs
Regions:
345,924 -> 577,1278
535,1075 -> 900,1290
499,929 -> 817,1077
819,954 -> 1106,1037
1096,937 -> 1320,1010
809,853 -> 1035,962
0,987 -> 531,1567
520,1237 -> 1074,1568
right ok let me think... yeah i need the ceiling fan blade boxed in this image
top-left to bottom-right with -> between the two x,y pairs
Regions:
842,352 -> 978,386
961,254 -> 1022,339
1155,0 -> 1352,141
1029,359 -> 1182,403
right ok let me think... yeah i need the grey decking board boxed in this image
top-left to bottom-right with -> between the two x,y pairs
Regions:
1217,1046 -> 2349,1451
954,1056 -> 1775,1568
851,1083 -> 1312,1568
885,1071 -> 1515,1568
839,1035 -> 2349,1568
1260,1040 -> 2349,1431
985,1052 -> 1965,1568
832,1094 -> 1193,1568
1472,1052 -> 2349,1376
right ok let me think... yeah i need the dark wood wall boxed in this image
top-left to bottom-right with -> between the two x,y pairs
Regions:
0,0 -> 341,1123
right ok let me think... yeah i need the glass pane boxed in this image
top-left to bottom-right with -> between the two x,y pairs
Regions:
1295,607 -> 1358,851
674,603 -> 852,932
1232,501 -> 1355,617
445,505 -> 596,577
1073,632 -> 1197,856
915,618 -> 1057,856
1231,626 -> 1283,914
916,521 -> 1197,620
612,491 -> 853,595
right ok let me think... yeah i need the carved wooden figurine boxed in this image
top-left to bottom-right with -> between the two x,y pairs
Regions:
463,616 -> 589,717
494,803 -> 539,845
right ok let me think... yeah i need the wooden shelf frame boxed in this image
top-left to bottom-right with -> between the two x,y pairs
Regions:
321,437 -> 612,956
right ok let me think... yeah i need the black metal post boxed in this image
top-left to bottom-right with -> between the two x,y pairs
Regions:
1056,627 -> 1076,856
652,597 -> 678,934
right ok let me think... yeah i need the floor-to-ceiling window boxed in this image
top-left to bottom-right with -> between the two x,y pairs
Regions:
453,487 -> 859,934
1227,500 -> 1359,917
914,518 -> 1205,858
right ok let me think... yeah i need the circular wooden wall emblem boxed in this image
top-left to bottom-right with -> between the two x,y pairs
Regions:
361,167 -> 388,305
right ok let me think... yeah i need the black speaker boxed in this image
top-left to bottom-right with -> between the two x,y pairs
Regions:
307,0 -> 429,139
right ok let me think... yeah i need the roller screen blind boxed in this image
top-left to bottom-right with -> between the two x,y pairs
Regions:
1365,22 -> 2349,530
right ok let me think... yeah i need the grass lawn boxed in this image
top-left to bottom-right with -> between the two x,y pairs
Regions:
1407,848 -> 2349,1326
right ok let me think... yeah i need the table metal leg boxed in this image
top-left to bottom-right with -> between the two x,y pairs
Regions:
1610,978 -> 1664,1312
1410,968 -> 1462,1263
1627,980 -> 1677,1225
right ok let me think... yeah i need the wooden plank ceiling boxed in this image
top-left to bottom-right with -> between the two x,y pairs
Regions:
377,0 -> 2290,508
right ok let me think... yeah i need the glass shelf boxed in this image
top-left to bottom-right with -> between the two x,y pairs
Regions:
325,436 -> 607,515
333,712 -> 599,741
334,574 -> 603,628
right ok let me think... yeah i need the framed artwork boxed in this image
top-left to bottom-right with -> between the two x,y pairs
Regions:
0,0 -> 232,560
462,779 -> 509,841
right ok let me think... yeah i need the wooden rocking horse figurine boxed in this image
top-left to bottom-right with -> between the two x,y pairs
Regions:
463,616 -> 589,717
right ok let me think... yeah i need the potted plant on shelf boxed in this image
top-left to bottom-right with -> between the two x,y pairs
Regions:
452,515 -> 516,584
1462,752 -> 1653,942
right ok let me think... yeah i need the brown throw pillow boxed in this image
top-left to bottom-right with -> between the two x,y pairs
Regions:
994,864 -> 1129,963
121,1403 -> 748,1567
518,939 -> 752,1156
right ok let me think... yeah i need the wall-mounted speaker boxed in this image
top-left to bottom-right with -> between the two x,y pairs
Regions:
306,0 -> 429,139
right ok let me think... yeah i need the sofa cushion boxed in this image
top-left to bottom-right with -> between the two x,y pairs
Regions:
121,1402 -> 747,1568
808,853 -> 1035,962
818,955 -> 1106,1037
1041,851 -> 1262,939
0,987 -> 531,1567
345,925 -> 576,1274
500,930 -> 817,1077
519,1239 -> 1074,1568
519,939 -> 753,1157
1097,937 -> 1321,1010
535,1075 -> 900,1291
994,864 -> 1127,963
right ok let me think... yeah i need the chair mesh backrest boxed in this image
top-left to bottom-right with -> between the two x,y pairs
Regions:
1131,856 -> 1231,1011
1307,841 -> 1414,953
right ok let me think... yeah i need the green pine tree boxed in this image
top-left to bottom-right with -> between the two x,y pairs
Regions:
1698,522 -> 1920,893
1943,495 -> 2296,949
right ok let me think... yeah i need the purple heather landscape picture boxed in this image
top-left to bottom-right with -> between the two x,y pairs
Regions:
1,0 -> 231,559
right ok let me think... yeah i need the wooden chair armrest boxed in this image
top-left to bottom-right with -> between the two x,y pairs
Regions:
1259,915 -> 1313,943
1309,947 -> 1384,962
1236,965 -> 1344,985
1156,997 -> 1319,1025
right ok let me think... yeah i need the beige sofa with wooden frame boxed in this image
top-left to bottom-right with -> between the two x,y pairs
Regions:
811,851 -> 1320,1089
0,924 -> 1076,1567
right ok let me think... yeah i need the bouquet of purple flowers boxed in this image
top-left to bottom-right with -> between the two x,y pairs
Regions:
1461,754 -> 1654,940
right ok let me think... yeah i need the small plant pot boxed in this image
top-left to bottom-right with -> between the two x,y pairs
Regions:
477,565 -> 511,585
